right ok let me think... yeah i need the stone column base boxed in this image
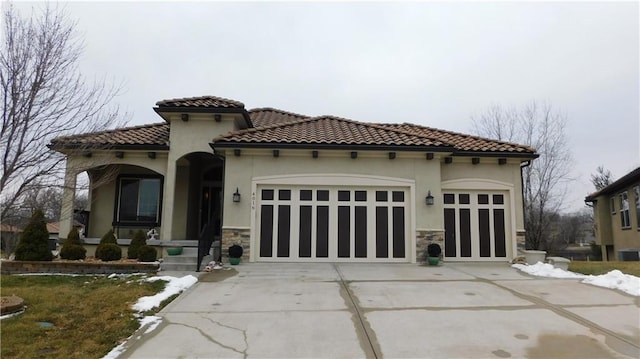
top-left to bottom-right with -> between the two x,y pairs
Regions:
416,230 -> 444,263
221,228 -> 251,261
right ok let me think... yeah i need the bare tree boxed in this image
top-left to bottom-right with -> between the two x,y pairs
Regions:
471,101 -> 573,250
0,3 -> 125,222
590,165 -> 613,191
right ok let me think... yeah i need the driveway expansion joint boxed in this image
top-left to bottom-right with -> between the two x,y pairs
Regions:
334,264 -> 382,359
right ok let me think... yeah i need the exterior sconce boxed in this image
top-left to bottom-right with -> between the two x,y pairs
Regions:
181,114 -> 189,122
425,191 -> 434,206
233,188 -> 241,202
214,114 -> 222,122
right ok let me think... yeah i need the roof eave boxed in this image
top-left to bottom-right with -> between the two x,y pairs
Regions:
452,151 -> 539,159
211,142 -> 458,152
153,107 -> 253,128
49,143 -> 170,153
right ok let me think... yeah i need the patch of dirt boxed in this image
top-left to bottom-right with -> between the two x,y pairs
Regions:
198,268 -> 238,282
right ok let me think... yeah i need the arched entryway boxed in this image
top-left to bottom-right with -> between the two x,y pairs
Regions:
180,152 -> 225,242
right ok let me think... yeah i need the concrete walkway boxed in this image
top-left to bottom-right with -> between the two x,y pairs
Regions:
119,263 -> 640,358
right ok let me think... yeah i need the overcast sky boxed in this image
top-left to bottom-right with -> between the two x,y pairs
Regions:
15,1 -> 640,213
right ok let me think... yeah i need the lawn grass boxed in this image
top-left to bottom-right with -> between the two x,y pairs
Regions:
568,261 -> 640,277
1,274 -> 168,359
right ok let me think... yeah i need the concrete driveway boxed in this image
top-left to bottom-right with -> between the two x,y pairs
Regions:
119,263 -> 639,358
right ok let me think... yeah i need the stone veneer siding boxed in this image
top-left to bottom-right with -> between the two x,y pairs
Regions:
222,228 -> 251,261
416,230 -> 445,263
0,261 -> 159,275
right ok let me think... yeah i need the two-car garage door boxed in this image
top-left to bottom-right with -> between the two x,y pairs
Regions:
256,186 -> 411,262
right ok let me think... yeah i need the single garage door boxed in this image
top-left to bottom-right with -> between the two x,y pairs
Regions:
256,186 -> 410,262
443,191 -> 511,261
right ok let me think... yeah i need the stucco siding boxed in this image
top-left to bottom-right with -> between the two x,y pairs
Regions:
221,150 -> 444,229
168,114 -> 237,159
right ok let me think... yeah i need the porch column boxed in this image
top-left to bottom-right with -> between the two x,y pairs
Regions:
59,160 -> 77,239
160,159 -> 177,241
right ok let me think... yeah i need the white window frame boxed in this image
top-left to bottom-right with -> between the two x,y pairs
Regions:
619,191 -> 630,229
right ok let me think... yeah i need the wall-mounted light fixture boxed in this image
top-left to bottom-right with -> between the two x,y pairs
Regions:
351,151 -> 358,159
181,114 -> 189,122
388,152 -> 396,159
214,114 -> 222,122
148,152 -> 156,159
233,188 -> 241,202
234,149 -> 241,156
312,150 -> 319,158
115,151 -> 124,159
425,191 -> 434,206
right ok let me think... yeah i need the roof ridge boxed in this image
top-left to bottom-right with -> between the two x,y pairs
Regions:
155,95 -> 245,108
52,122 -> 168,142
248,107 -> 310,119
383,122 -> 536,152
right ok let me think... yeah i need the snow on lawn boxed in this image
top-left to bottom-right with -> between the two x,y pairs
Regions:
101,275 -> 197,359
132,275 -> 198,312
513,262 -> 640,297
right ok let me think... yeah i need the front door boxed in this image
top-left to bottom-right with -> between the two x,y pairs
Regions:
200,184 -> 222,236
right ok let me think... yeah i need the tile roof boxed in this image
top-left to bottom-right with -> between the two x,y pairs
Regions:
212,116 -> 451,149
249,108 -> 310,127
155,96 -> 245,109
52,96 -> 536,156
377,123 -> 536,154
51,123 -> 170,149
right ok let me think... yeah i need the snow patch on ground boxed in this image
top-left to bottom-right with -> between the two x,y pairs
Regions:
132,275 -> 198,312
101,275 -> 197,359
513,262 -> 640,296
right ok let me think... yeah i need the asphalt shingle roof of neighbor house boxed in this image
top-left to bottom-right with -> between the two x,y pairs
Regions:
51,95 -> 537,156
585,167 -> 640,202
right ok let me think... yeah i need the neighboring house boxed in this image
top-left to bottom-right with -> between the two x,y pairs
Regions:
1,224 -> 22,256
585,167 -> 640,261
51,95 -> 537,265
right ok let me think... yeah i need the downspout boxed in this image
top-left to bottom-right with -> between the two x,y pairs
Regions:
520,160 -> 531,250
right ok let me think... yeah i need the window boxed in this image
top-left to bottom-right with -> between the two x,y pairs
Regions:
116,177 -> 162,225
619,192 -> 630,228
635,186 -> 640,228
610,197 -> 616,214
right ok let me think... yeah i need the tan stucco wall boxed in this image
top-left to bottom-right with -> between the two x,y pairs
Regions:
171,163 -> 190,240
86,164 -> 164,239
160,114 -> 241,241
222,149 -> 448,230
166,114 -> 238,158
592,197 -> 614,246
60,152 -> 168,239
592,183 -> 640,260
608,185 -> 640,254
